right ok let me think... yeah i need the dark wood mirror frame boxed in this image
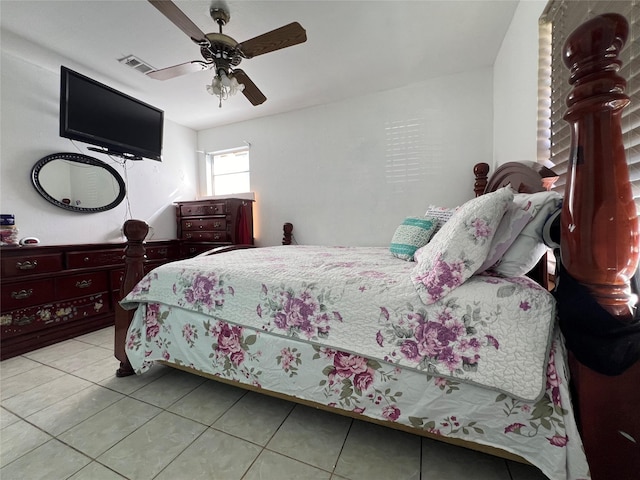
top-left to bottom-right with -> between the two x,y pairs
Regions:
31,152 -> 126,213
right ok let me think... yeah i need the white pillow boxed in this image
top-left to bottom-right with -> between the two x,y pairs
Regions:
424,205 -> 458,234
411,187 -> 513,305
477,196 -> 536,273
492,191 -> 562,277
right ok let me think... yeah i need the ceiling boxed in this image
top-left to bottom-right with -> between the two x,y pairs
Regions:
0,0 -> 518,131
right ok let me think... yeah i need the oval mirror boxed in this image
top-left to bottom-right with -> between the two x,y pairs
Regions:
31,153 -> 126,213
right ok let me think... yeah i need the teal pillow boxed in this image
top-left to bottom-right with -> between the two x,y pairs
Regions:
390,217 -> 438,261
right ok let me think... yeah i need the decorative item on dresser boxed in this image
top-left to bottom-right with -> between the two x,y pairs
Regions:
0,240 -> 180,360
175,198 -> 254,257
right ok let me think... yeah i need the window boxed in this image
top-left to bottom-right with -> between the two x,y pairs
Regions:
205,148 -> 250,196
539,0 -> 640,215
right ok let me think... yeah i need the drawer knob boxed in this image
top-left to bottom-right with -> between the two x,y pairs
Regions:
16,260 -> 38,270
11,289 -> 33,300
76,279 -> 92,289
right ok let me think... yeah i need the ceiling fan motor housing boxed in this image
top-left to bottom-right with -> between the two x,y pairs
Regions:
201,33 -> 243,69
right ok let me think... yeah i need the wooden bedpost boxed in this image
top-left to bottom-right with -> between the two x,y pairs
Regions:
282,222 -> 293,245
473,163 -> 489,197
114,219 -> 148,377
560,14 -> 640,480
561,13 -> 639,320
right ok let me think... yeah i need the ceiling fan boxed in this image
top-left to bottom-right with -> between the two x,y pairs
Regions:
146,0 -> 307,106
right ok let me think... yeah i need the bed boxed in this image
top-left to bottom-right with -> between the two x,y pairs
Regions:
113,14 -> 638,480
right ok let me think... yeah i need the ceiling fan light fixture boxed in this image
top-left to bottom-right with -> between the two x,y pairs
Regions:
220,70 -> 232,87
206,71 -> 245,108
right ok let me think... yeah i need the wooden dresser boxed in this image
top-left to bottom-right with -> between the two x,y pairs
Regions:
0,240 -> 180,359
176,198 -> 254,257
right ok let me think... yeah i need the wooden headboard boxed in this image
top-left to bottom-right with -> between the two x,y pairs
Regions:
473,161 -> 553,288
483,161 -> 548,194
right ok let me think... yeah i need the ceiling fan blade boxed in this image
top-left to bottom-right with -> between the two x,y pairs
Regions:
233,69 -> 266,105
237,22 -> 307,59
147,61 -> 210,80
148,0 -> 208,44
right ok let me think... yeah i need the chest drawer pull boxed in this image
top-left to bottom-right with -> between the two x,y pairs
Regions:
16,260 -> 38,270
11,289 -> 33,300
75,280 -> 92,289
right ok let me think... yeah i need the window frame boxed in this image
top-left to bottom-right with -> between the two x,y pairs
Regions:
205,146 -> 251,197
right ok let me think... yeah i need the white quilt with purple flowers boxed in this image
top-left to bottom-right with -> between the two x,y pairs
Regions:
120,245 -> 556,401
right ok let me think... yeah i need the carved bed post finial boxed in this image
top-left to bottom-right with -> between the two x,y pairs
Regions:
473,163 -> 490,197
282,222 -> 293,245
114,219 -> 149,377
561,13 -> 639,320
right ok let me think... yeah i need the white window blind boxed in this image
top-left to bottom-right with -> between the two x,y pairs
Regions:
539,0 -> 640,216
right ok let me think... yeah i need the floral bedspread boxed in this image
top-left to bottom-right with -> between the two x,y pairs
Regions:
121,246 -> 556,401
124,304 -> 589,480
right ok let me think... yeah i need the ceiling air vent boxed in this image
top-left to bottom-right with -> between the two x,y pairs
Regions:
118,55 -> 155,75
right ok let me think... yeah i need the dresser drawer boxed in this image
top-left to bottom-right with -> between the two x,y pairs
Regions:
182,218 -> 227,232
180,202 -> 226,217
1,279 -> 55,310
1,292 -> 110,338
145,244 -> 178,260
180,244 -> 207,257
66,248 -> 124,269
182,231 -> 229,242
1,253 -> 63,278
56,271 -> 109,299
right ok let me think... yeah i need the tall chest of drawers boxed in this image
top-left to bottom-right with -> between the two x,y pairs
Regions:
0,240 -> 179,359
176,198 -> 254,257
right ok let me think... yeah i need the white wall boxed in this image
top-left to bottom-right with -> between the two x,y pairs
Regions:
493,0 -> 547,169
0,41 -> 198,245
2,4 -> 542,249
199,68 -> 495,247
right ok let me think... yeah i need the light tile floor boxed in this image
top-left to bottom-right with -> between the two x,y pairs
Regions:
0,326 -> 550,480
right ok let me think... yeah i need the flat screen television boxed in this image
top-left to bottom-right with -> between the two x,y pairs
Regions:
60,66 -> 163,161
